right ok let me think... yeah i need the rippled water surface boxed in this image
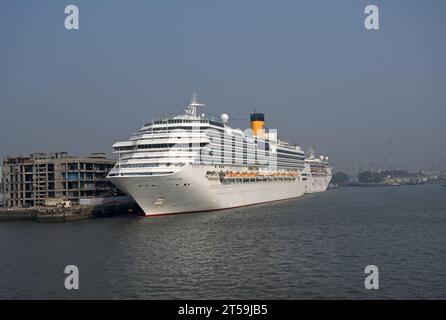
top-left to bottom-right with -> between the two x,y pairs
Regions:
1,185 -> 445,299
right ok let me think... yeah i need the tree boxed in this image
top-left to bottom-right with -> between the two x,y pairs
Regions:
331,172 -> 349,184
358,171 -> 385,183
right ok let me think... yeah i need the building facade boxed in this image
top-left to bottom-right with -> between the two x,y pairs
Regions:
2,152 -> 116,207
383,174 -> 428,185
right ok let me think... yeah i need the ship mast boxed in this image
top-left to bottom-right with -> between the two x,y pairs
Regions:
184,93 -> 206,117
388,138 -> 393,175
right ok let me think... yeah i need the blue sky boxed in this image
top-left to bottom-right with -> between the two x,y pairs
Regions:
1,0 -> 445,172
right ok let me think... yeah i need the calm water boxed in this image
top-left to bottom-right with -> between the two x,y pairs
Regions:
1,185 -> 445,299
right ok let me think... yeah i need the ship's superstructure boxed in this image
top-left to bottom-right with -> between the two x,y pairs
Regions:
107,95 -> 329,216
302,149 -> 332,193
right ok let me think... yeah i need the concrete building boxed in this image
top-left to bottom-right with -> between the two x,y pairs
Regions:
2,152 -> 116,207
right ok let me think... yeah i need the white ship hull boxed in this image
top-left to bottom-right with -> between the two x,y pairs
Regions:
305,174 -> 331,193
109,164 -> 306,216
302,159 -> 332,194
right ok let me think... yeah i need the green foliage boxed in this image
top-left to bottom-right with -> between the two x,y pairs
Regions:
357,170 -> 410,183
358,171 -> 384,183
331,172 -> 349,184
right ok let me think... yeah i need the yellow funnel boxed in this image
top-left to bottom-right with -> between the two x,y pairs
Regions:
250,112 -> 265,136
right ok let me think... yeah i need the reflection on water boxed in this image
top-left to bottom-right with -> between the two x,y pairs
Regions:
0,185 -> 445,299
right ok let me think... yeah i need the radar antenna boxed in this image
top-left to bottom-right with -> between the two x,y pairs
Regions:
184,93 -> 206,117
307,148 -> 315,159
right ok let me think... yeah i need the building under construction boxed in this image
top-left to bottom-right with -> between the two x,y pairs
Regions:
2,152 -> 116,208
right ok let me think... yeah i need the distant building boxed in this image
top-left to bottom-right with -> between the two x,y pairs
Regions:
2,152 -> 116,207
383,174 -> 428,185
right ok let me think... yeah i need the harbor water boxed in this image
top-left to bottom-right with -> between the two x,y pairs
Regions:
0,184 -> 445,299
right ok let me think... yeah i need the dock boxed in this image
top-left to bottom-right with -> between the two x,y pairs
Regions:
0,196 -> 142,222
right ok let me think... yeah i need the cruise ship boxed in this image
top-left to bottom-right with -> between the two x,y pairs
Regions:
107,95 -> 330,216
303,149 -> 332,193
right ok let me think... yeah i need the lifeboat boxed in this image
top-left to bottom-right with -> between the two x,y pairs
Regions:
206,171 -> 219,180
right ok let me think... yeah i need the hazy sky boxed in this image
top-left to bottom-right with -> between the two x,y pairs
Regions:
1,0 -> 445,173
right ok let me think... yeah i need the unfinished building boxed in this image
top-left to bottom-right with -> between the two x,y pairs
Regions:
2,152 -> 116,207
